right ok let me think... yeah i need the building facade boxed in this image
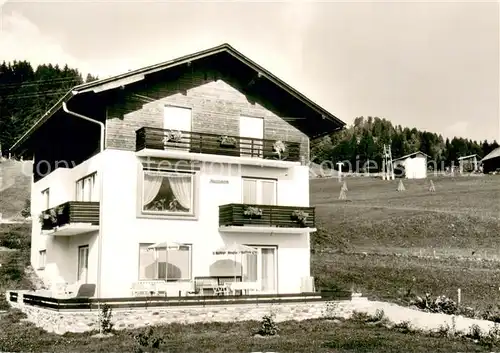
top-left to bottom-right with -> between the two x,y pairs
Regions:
11,44 -> 345,298
392,152 -> 429,179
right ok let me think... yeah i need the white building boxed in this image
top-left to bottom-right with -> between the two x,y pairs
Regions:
392,152 -> 429,179
10,44 -> 345,298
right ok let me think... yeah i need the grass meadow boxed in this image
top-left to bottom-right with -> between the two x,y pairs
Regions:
310,175 -> 500,309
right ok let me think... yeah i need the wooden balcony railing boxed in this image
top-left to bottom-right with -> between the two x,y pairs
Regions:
40,201 -> 100,231
219,204 -> 315,228
136,127 -> 302,162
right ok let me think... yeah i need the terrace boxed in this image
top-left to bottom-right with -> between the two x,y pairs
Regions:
7,290 -> 350,311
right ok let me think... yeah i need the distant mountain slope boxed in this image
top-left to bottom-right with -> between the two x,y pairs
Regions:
0,160 -> 32,219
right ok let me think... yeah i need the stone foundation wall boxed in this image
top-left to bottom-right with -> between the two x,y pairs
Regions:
7,292 -> 361,335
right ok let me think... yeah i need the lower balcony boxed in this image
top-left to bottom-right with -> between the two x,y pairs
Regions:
219,204 -> 316,234
40,201 -> 100,236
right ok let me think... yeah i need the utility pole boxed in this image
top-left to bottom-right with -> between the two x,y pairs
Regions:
382,144 -> 394,180
336,162 -> 344,182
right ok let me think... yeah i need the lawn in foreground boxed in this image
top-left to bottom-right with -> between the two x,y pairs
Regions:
0,310 -> 496,353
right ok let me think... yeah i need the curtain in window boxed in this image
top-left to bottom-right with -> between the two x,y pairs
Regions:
143,173 -> 163,207
167,248 -> 189,279
244,253 -> 258,281
76,182 -> 82,201
261,248 -> 276,291
157,248 -> 167,279
261,180 -> 276,205
167,174 -> 192,210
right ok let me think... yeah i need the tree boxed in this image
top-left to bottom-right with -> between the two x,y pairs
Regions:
85,73 -> 99,83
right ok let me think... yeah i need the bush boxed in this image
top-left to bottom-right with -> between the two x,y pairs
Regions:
98,304 -> 114,334
410,293 -> 458,315
132,327 -> 165,353
483,305 -> 500,323
0,227 -> 31,250
256,314 -> 279,336
20,199 -> 30,218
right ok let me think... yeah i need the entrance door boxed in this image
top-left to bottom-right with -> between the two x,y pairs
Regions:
243,246 -> 277,293
239,116 -> 264,157
242,178 -> 277,205
77,245 -> 89,283
163,105 -> 192,151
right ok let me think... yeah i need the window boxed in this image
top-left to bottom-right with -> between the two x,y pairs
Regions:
38,250 -> 46,269
239,116 -> 264,157
242,178 -> 277,205
76,173 -> 97,202
77,245 -> 89,283
41,188 -> 50,210
138,243 -> 192,281
242,245 -> 277,293
141,169 -> 195,215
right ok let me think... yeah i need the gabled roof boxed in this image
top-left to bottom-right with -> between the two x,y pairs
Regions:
392,151 -> 430,163
480,147 -> 500,162
10,43 -> 345,154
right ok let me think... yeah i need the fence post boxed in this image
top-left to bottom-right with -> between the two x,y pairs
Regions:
457,288 -> 461,305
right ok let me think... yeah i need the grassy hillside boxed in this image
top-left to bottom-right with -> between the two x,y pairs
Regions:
0,159 -> 32,219
310,175 -> 500,309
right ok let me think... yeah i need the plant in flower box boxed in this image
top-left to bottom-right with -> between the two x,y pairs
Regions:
272,140 -> 286,160
243,206 -> 263,219
39,211 -> 54,230
163,130 -> 183,143
290,210 -> 308,227
218,135 -> 237,148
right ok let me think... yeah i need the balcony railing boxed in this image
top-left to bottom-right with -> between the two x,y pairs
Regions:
219,204 -> 315,228
136,127 -> 302,162
40,201 -> 100,231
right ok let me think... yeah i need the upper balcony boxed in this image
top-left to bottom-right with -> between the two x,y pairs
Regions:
40,201 -> 100,236
218,204 -> 316,234
135,127 -> 302,166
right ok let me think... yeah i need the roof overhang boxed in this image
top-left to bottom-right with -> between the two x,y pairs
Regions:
10,43 -> 346,155
480,147 -> 500,163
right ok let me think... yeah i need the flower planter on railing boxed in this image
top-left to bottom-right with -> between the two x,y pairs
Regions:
39,205 -> 68,230
290,210 -> 309,228
163,130 -> 183,143
243,206 -> 263,219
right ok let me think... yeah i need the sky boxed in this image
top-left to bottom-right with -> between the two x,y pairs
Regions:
0,0 -> 499,143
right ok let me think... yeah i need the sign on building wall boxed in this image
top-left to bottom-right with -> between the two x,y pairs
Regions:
210,179 -> 229,184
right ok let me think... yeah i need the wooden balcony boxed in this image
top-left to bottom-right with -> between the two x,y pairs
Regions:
135,127 -> 302,162
219,204 -> 316,233
40,201 -> 100,236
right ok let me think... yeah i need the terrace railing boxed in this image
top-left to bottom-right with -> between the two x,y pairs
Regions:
16,290 -> 351,311
219,204 -> 316,228
135,127 -> 302,162
40,201 -> 100,231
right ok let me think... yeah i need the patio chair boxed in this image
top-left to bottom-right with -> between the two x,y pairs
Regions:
213,284 -> 230,296
131,281 -> 160,296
